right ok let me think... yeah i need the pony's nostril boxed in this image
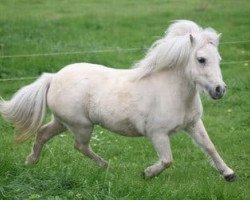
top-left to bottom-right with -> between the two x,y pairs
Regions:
215,85 -> 225,97
215,86 -> 221,94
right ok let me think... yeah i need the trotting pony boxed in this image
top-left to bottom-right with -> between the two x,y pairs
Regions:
0,20 -> 236,181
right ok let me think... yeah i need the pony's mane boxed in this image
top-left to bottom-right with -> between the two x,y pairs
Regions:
133,20 -> 220,79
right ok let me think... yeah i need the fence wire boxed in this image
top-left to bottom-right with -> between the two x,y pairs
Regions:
0,39 -> 249,59
0,39 -> 249,82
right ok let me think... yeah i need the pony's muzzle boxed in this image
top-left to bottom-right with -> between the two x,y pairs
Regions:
210,84 -> 226,100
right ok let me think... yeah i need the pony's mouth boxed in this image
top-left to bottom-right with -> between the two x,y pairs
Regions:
196,79 -> 226,100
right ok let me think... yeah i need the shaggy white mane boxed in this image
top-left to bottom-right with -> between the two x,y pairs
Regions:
134,20 -> 220,78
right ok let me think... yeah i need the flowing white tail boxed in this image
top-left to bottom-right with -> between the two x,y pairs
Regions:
0,73 -> 53,142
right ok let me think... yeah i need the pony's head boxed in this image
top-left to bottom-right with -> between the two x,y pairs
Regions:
169,20 -> 225,100
135,20 -> 225,99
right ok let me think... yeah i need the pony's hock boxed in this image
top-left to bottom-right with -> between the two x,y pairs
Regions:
0,20 -> 236,181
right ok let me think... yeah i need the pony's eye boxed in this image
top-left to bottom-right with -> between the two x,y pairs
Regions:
197,57 -> 206,64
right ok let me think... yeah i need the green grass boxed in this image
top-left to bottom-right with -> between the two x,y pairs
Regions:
0,0 -> 249,199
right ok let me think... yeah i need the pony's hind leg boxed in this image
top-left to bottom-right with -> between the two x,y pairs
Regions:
25,116 -> 67,165
71,126 -> 108,168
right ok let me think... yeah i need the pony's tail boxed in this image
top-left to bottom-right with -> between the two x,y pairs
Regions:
0,73 -> 53,143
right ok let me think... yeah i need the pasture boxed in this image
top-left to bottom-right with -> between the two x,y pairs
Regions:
0,0 -> 249,199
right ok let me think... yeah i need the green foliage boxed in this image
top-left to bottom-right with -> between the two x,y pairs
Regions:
0,0 -> 249,199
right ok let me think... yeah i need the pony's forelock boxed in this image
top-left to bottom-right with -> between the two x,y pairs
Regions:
202,28 -> 220,46
167,20 -> 220,45
165,20 -> 201,37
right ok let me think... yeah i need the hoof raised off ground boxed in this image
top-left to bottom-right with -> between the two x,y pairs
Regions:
224,173 -> 237,182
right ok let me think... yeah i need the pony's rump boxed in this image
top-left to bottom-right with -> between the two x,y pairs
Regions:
0,73 -> 53,143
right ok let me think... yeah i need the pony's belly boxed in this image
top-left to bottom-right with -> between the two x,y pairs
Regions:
94,116 -> 143,137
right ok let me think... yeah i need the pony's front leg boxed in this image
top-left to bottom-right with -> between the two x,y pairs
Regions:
143,133 -> 172,178
186,119 -> 236,182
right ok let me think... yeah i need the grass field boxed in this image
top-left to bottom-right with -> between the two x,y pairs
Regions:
0,0 -> 249,199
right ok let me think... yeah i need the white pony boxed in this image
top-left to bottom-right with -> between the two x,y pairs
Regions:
0,20 -> 236,181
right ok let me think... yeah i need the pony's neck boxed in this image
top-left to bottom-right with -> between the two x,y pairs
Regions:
151,68 -> 198,103
133,34 -> 192,80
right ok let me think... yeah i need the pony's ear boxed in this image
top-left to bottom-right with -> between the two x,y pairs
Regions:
189,34 -> 194,44
217,33 -> 222,39
214,33 -> 222,46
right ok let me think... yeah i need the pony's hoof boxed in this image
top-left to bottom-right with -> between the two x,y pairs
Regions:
141,172 -> 147,179
142,168 -> 154,179
98,160 -> 110,169
141,172 -> 151,180
25,155 -> 38,165
224,173 -> 237,182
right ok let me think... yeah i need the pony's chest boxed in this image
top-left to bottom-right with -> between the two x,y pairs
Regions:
148,95 -> 202,133
182,100 -> 203,129
165,108 -> 202,134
